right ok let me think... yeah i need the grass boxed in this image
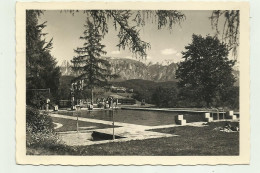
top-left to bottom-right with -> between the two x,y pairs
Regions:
27,121 -> 239,156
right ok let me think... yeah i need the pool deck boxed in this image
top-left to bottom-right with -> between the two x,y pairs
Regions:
58,106 -> 239,115
50,113 -> 208,146
121,107 -> 240,115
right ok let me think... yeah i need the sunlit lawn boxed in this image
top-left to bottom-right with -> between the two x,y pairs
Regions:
27,121 -> 239,155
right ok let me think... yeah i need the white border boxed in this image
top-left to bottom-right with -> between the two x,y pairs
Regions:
16,1 -> 250,165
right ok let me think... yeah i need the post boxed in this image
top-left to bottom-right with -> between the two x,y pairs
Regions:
222,108 -> 225,120
112,110 -> 115,140
46,103 -> 49,112
112,101 -> 115,140
215,108 -> 219,120
115,98 -> 118,109
91,88 -> 94,105
76,106 -> 80,132
46,98 -> 50,112
76,112 -> 79,133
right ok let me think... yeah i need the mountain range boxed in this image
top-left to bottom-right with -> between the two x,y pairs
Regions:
60,57 -> 239,85
60,57 -> 178,82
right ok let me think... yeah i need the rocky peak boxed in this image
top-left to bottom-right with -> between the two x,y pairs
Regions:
60,57 -> 178,82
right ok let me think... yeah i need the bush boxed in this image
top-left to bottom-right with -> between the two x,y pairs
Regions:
26,106 -> 60,147
26,125 -> 60,147
152,86 -> 178,107
97,102 -> 104,108
133,90 -> 154,104
26,106 -> 54,132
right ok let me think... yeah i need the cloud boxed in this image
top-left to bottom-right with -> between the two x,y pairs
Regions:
146,55 -> 152,59
111,50 -> 121,55
176,52 -> 182,57
161,48 -> 177,55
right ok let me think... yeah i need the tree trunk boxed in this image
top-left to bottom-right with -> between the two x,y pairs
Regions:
91,88 -> 93,104
207,102 -> 210,108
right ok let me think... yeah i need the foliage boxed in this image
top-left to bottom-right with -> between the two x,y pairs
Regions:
152,86 -> 178,107
71,19 -> 118,102
112,79 -> 177,104
57,76 -> 74,100
26,106 -> 60,147
220,86 -> 239,110
26,106 -> 54,132
97,102 -> 105,108
175,87 -> 203,108
176,34 -> 237,108
26,125 -> 60,147
26,10 -> 61,107
66,10 -> 186,58
68,10 -> 239,59
210,10 -> 240,57
133,90 -> 153,104
26,90 -> 51,109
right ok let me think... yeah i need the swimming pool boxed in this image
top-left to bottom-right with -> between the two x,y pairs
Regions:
57,109 -> 205,126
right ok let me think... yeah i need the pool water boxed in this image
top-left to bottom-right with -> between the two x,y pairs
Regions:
51,117 -> 120,132
57,109 -> 205,126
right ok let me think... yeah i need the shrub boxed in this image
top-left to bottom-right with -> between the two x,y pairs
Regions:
26,106 -> 60,147
152,86 -> 178,108
26,106 -> 54,132
26,125 -> 60,147
97,102 -> 104,108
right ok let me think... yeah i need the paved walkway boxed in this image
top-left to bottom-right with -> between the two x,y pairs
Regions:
121,107 -> 240,115
50,113 -> 206,146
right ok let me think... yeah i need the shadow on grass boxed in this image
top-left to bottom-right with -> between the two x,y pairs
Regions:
27,121 -> 239,156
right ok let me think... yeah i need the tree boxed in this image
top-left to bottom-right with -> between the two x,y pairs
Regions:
26,10 -> 61,107
67,10 -> 186,58
68,10 -> 239,59
71,20 -> 117,103
152,86 -> 178,108
210,10 -> 240,58
176,34 -> 236,108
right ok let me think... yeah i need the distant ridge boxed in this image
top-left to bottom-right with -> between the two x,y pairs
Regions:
111,79 -> 178,92
60,57 -> 178,82
60,57 -> 239,85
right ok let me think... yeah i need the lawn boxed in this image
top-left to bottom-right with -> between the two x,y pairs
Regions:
27,121 -> 239,155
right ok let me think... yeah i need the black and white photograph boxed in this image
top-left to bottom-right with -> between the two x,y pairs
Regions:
15,1 -> 250,165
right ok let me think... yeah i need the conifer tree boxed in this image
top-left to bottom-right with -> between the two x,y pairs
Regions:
26,10 -> 61,107
71,20 -> 116,103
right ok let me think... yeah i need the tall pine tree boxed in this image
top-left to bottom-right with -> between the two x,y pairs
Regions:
71,20 -> 116,103
26,10 -> 61,107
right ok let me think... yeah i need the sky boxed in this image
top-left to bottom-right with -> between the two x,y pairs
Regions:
38,10 -> 235,66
